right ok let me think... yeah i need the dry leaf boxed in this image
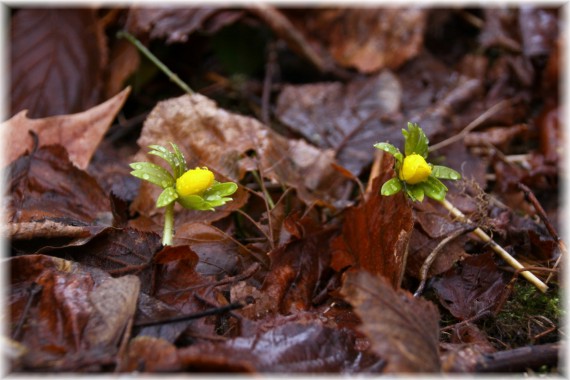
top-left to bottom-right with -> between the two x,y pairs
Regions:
10,9 -> 108,117
341,270 -> 441,373
132,93 -> 349,220
4,87 -> 131,169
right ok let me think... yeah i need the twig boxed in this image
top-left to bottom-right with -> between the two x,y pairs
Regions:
134,302 -> 244,328
429,99 -> 510,152
518,183 -> 566,284
414,227 -> 471,297
117,30 -> 194,95
439,198 -> 548,293
474,343 -> 559,373
262,41 -> 277,126
247,4 -> 351,79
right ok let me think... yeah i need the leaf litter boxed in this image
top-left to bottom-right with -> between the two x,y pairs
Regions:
4,5 -> 562,375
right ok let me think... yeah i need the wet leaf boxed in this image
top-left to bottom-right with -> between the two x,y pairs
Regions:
8,145 -> 110,224
432,252 -> 508,320
174,222 -> 240,277
4,87 -> 131,169
42,227 -> 162,294
341,270 -> 441,373
261,228 -> 338,315
276,71 -> 402,175
8,255 -> 140,370
287,8 -> 426,72
10,9 -> 107,118
331,155 -> 414,288
519,7 -> 559,58
178,313 -> 383,373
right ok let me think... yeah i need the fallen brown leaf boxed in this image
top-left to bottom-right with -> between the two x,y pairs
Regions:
286,8 -> 426,73
132,93 -> 349,222
341,270 -> 441,373
331,155 -> 414,288
10,9 -> 108,118
8,254 -> 140,371
8,145 -> 110,224
4,87 -> 131,169
276,71 -> 402,175
126,7 -> 243,43
432,252 -> 507,320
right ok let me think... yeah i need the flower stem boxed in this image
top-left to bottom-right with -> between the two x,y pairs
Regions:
162,202 -> 175,246
439,198 -> 548,293
116,30 -> 194,95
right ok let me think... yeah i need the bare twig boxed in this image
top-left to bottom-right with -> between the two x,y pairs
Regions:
414,227 -> 471,297
429,99 -> 511,152
248,4 -> 351,79
440,199 -> 548,293
474,343 -> 559,373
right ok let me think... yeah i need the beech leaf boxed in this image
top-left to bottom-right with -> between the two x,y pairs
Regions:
341,270 -> 441,373
4,87 -> 131,170
10,9 -> 108,117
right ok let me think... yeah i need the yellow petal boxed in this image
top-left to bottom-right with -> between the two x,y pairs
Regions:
399,154 -> 432,185
176,167 -> 215,196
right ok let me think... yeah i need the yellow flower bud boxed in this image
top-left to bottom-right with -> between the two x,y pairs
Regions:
176,167 -> 215,196
399,154 -> 432,185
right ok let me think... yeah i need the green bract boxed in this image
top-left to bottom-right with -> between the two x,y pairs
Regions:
130,143 -> 237,211
373,122 -> 461,202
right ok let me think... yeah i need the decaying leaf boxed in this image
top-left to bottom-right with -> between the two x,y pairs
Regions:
432,252 -> 508,320
131,93 -> 349,220
178,313 -> 383,373
286,8 -> 426,73
126,7 -> 243,43
331,155 -> 414,288
276,71 -> 402,175
8,254 -> 140,371
341,270 -> 441,373
10,9 -> 108,118
174,222 -> 240,276
8,145 -> 110,224
4,87 -> 131,169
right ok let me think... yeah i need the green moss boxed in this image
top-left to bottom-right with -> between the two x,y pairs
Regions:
482,282 -> 561,348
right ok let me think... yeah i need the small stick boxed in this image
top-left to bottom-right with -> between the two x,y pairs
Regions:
414,227 -> 470,297
429,99 -> 510,152
134,302 -> 244,328
439,198 -> 548,293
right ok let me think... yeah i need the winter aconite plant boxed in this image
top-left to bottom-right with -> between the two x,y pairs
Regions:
130,143 -> 237,245
374,123 -> 548,294
374,122 -> 461,202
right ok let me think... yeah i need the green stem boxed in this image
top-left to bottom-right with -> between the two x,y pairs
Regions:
117,30 -> 194,95
163,202 -> 175,246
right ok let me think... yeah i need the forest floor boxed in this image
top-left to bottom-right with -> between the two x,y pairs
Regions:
4,5 -> 564,375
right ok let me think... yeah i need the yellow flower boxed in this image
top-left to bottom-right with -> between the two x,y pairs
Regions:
176,167 -> 215,196
399,154 -> 432,185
